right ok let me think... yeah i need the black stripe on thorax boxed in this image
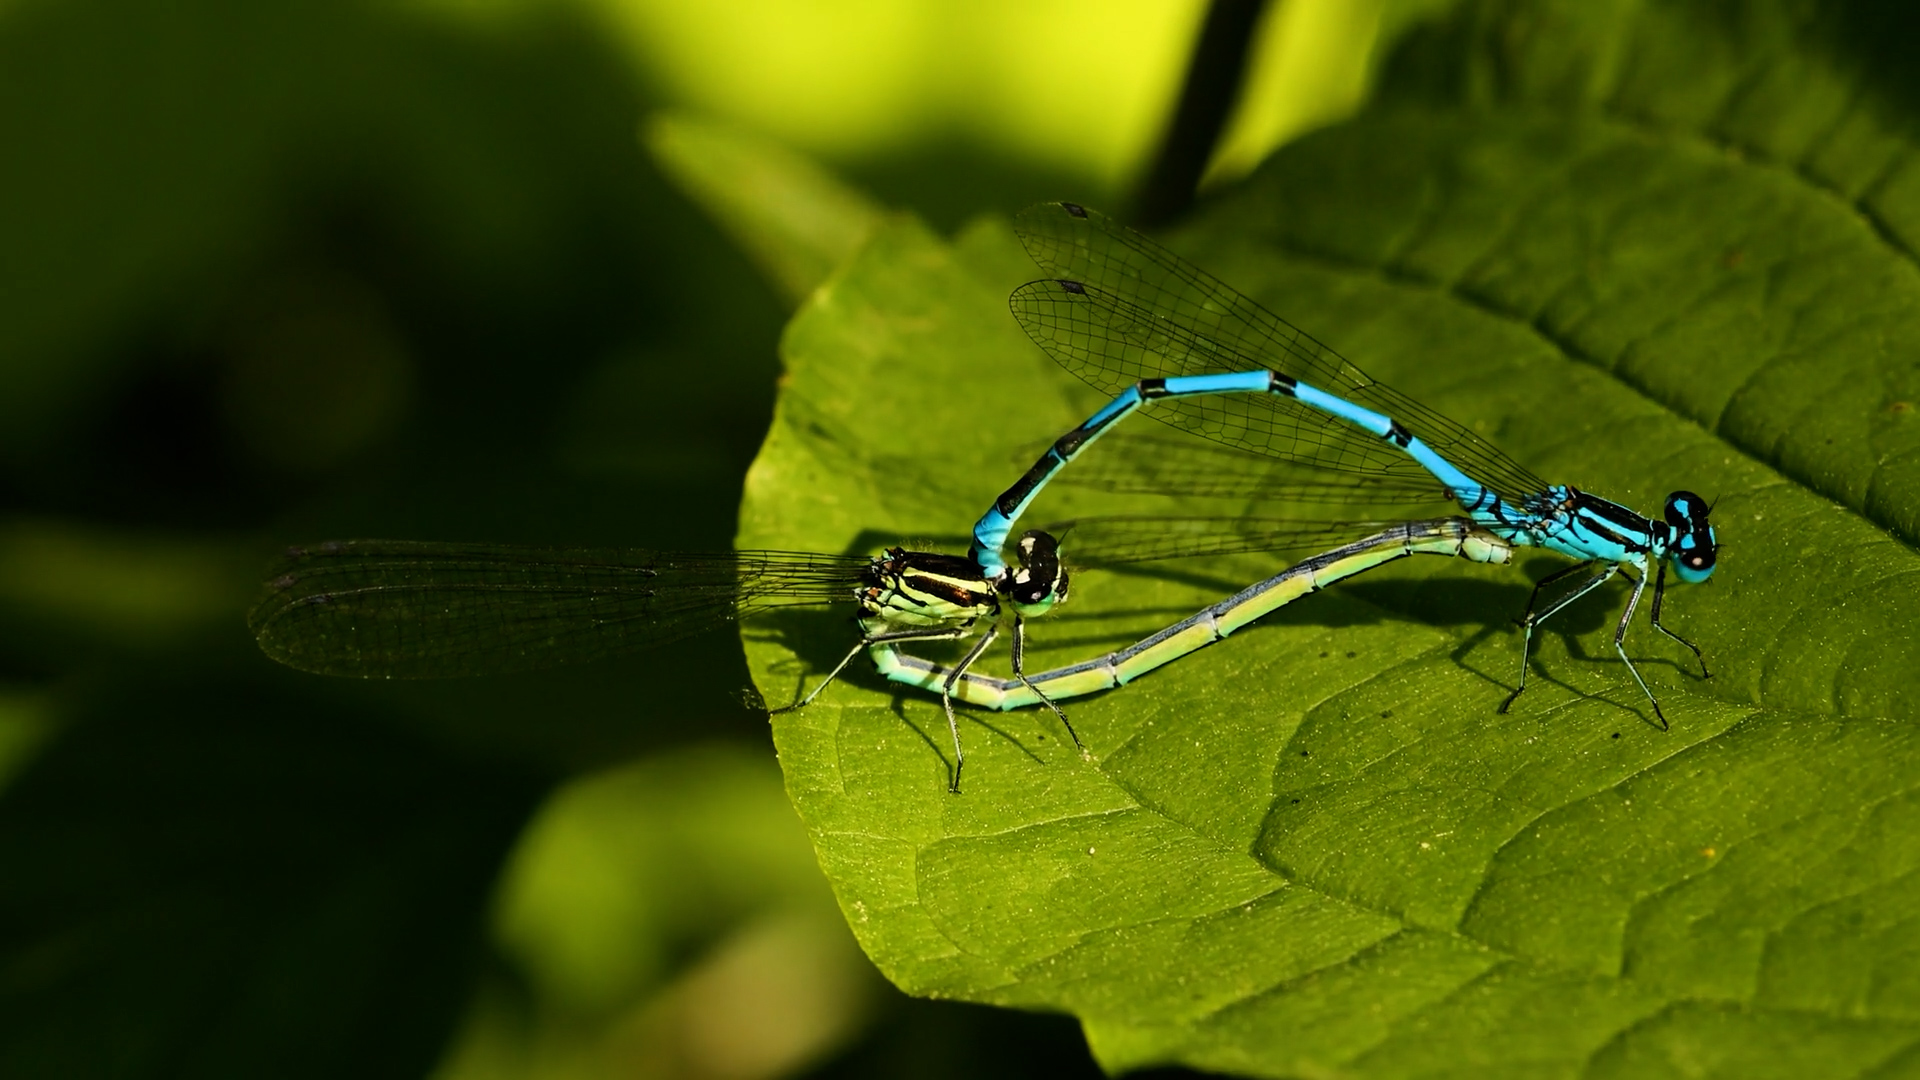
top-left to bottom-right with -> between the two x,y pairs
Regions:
1571,492 -> 1652,551
901,575 -> 992,608
884,552 -> 994,609
1572,492 -> 1651,531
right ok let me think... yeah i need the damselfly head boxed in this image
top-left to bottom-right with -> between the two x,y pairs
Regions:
1663,490 -> 1718,583
1006,529 -> 1068,614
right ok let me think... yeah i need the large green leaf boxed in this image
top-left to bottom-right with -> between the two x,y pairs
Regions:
741,2 -> 1920,1075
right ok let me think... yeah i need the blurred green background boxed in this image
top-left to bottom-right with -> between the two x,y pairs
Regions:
0,0 -> 1444,1076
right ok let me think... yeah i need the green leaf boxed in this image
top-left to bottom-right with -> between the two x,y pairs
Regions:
742,2 -> 1920,1075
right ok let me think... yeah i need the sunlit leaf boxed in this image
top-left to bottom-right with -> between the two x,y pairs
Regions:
741,3 -> 1920,1074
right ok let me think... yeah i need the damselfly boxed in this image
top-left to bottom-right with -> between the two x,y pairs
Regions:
969,202 -> 1719,727
251,535 -> 1066,792
251,515 -> 1502,789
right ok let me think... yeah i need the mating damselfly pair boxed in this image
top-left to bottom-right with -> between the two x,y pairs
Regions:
251,203 -> 1718,791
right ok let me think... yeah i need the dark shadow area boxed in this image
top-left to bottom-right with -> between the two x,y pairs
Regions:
0,669 -> 548,1079
1085,557 -> 1299,597
0,0 -> 797,755
845,140 -> 1126,236
1820,0 -> 1920,138
806,992 -> 1225,1080
0,0 -> 785,541
748,606 -> 873,690
1337,570 -> 1545,632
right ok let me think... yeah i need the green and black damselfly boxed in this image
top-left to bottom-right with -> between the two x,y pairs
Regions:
252,515 -> 1509,790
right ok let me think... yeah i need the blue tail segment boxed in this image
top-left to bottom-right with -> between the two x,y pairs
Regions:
970,365 -> 1493,576
977,201 -> 1719,727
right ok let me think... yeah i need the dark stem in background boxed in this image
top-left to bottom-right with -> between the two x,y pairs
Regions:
1129,0 -> 1271,227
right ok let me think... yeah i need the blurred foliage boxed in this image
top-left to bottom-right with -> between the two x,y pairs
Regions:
645,113 -> 887,308
434,744 -> 885,1080
576,0 -> 1206,191
24,0 -> 1920,1077
0,0 -> 1284,1076
1202,0 -> 1459,190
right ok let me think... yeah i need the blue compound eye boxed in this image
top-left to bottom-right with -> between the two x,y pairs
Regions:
1672,531 -> 1717,583
1661,492 -> 1717,583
